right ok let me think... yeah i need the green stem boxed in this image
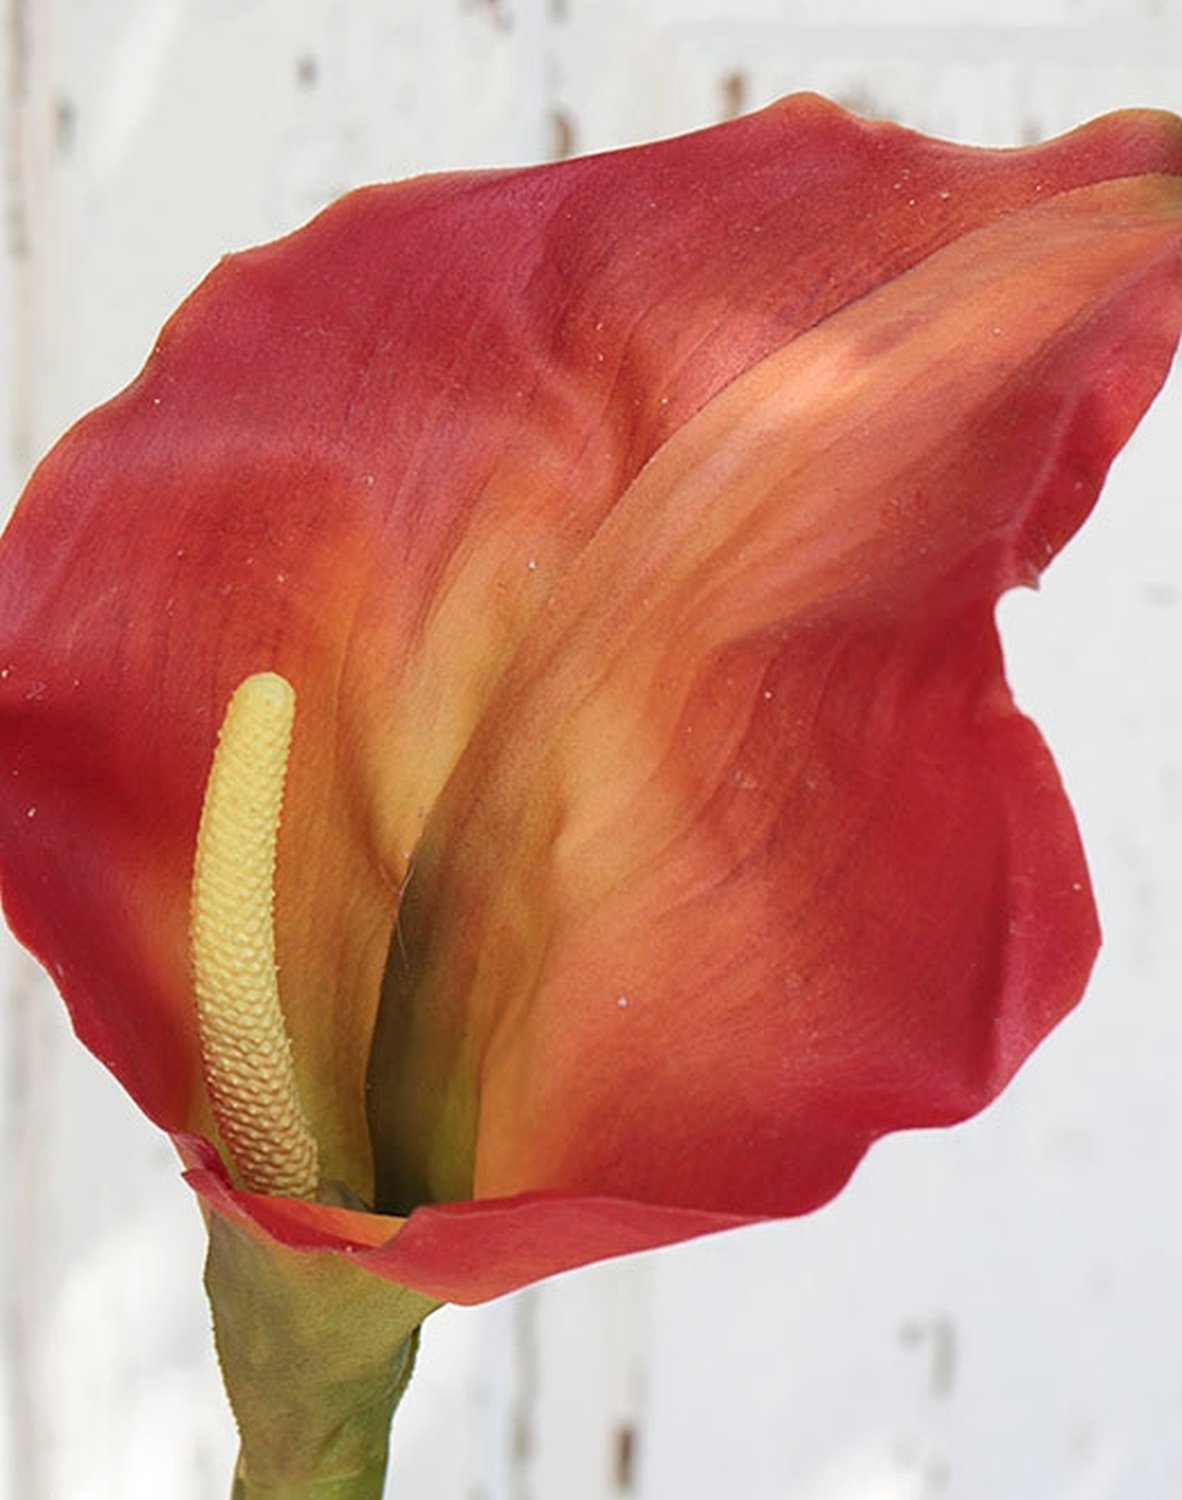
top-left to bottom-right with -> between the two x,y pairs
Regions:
205,1213 -> 440,1499
228,1446 -> 398,1500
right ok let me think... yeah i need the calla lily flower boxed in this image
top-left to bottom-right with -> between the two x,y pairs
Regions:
3,96 -> 1182,1311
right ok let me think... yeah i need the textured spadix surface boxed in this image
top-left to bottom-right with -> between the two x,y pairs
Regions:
190,671 -> 319,1200
1,95 -> 1181,1302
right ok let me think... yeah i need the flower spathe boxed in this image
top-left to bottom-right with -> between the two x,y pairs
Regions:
2,95 -> 1181,1307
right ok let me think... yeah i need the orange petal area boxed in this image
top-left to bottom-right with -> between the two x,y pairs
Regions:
367,175 -> 1182,1226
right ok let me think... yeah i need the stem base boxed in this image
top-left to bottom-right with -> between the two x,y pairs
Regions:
206,1214 -> 439,1499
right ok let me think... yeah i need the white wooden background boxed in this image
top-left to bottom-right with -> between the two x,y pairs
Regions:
2,3 -> 1180,1497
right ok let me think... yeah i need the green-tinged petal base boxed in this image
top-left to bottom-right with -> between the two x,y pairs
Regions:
206,1213 -> 440,1499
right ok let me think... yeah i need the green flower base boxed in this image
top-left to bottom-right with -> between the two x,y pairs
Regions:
206,1214 -> 440,1499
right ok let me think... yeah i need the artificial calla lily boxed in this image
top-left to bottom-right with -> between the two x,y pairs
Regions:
3,95 -> 1182,1323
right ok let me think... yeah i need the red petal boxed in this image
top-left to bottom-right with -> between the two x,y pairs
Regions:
1,99 -> 1179,1298
367,176 -> 1182,1238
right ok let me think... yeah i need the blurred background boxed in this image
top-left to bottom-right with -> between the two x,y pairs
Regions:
1,2 -> 1180,1497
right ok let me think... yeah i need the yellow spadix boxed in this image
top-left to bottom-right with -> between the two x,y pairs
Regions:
190,671 -> 319,1199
